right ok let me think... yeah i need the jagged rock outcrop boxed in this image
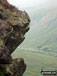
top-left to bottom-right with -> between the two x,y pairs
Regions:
0,0 -> 30,76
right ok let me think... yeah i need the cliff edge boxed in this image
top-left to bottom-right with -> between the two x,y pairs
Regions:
0,0 -> 30,76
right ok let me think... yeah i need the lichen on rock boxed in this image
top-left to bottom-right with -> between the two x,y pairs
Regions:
0,0 -> 30,76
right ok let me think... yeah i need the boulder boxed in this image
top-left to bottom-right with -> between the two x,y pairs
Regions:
0,0 -> 30,76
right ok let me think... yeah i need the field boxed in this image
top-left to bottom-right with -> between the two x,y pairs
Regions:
12,48 -> 57,76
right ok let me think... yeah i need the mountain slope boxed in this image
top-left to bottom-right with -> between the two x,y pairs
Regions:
19,8 -> 57,53
12,7 -> 57,76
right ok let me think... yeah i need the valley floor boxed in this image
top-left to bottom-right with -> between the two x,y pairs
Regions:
12,48 -> 57,76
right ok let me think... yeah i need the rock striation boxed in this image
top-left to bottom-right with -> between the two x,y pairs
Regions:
0,0 -> 30,76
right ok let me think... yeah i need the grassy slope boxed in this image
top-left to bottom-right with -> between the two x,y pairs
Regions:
12,7 -> 57,76
12,48 -> 57,76
19,8 -> 57,53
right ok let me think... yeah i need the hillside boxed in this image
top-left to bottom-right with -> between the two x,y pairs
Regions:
12,48 -> 57,76
19,8 -> 57,53
12,7 -> 57,76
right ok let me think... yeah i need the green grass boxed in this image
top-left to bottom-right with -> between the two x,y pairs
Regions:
12,8 -> 57,76
12,48 -> 57,76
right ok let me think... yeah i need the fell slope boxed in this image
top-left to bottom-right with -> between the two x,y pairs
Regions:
12,7 -> 57,76
20,8 -> 57,53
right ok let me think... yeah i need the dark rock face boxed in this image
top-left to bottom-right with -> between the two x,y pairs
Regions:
0,0 -> 30,76
0,58 -> 26,76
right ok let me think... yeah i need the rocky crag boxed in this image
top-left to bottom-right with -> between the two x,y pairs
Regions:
0,0 -> 30,76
